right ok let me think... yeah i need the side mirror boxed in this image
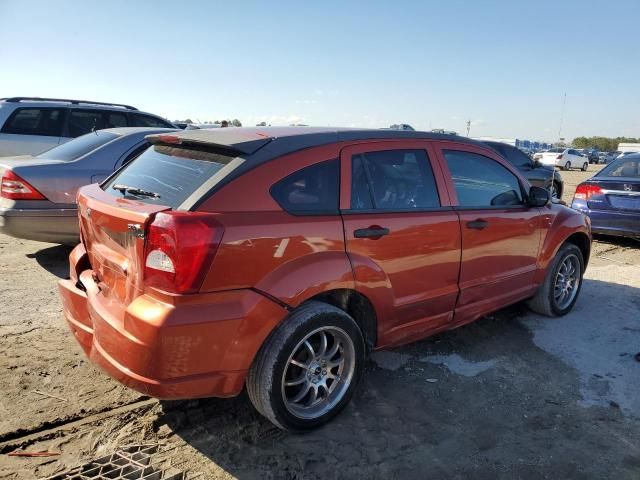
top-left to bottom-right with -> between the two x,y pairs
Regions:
528,186 -> 550,207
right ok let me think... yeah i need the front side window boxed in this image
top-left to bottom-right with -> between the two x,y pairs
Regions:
490,143 -> 532,168
131,114 -> 172,128
105,112 -> 128,128
271,160 -> 339,214
444,150 -> 524,208
68,110 -> 104,137
1,108 -> 64,136
351,149 -> 440,210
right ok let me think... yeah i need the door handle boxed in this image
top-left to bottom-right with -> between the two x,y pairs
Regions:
466,219 -> 488,230
354,226 -> 390,239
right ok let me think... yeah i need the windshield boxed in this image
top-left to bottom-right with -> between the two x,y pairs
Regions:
598,157 -> 640,178
37,131 -> 119,161
104,143 -> 243,208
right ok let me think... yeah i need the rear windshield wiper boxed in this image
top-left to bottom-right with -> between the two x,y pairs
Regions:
112,184 -> 161,198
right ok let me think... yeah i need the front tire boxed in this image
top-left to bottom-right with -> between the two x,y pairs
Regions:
582,162 -> 589,171
564,161 -> 571,171
246,301 -> 365,431
527,243 -> 584,317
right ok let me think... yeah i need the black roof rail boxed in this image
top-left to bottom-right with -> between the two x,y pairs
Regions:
0,97 -> 138,111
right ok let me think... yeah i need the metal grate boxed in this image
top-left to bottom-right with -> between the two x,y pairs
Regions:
47,445 -> 188,480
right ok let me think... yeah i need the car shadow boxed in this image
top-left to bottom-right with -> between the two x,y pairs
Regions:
154,279 -> 640,479
593,234 -> 640,248
27,244 -> 73,279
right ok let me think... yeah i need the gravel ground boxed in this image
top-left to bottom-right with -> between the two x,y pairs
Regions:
0,165 -> 639,479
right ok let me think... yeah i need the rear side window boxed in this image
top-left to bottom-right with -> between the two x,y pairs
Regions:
1,108 -> 64,136
444,150 -> 524,207
131,114 -> 173,128
105,144 -> 240,208
37,131 -> 119,161
350,149 -> 440,210
271,160 -> 339,215
68,110 -> 104,137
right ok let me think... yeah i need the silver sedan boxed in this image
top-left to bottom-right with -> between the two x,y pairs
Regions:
0,127 -> 175,244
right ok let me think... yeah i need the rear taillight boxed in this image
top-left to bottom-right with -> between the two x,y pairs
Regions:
143,211 -> 223,294
556,154 -> 564,160
1,170 -> 46,200
574,183 -> 602,200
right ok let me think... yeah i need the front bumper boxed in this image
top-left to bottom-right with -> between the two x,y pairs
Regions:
0,207 -> 78,244
58,245 -> 288,399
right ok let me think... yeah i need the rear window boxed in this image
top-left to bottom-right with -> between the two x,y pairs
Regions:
104,144 -> 241,208
1,107 -> 64,136
37,131 -> 119,161
548,147 -> 565,153
598,158 -> 640,177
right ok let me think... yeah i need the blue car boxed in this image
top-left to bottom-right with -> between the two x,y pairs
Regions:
572,154 -> 640,239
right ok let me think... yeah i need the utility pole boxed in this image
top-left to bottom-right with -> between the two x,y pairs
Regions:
466,120 -> 471,137
558,92 -> 567,142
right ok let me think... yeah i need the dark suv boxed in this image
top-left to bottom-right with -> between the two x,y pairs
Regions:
482,141 -> 564,200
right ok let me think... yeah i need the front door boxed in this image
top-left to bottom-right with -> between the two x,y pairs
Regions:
435,143 -> 543,325
340,141 -> 461,347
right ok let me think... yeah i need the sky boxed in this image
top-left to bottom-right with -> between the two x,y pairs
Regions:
1,0 -> 638,142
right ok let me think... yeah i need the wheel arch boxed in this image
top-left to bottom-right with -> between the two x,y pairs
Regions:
306,289 -> 378,352
564,231 -> 591,267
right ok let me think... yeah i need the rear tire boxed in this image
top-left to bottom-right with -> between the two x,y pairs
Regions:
564,161 -> 571,171
527,243 -> 584,317
246,301 -> 365,431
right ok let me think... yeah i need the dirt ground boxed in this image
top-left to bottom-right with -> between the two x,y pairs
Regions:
1,165 -> 639,479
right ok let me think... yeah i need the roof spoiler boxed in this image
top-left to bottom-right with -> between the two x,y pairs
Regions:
145,131 -> 273,156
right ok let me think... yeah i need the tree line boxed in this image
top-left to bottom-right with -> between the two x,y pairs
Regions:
572,136 -> 639,152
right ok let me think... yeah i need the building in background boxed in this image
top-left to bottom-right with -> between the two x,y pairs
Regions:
618,142 -> 640,153
472,136 -> 552,152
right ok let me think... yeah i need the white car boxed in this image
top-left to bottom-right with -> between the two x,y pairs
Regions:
539,147 -> 589,171
0,97 -> 175,157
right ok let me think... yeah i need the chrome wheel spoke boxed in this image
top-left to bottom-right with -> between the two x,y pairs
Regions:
289,358 -> 308,369
318,331 -> 328,357
304,340 -> 315,358
285,374 -> 307,387
291,382 -> 312,403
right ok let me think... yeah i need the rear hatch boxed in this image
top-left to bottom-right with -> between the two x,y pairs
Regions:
540,150 -> 563,165
587,178 -> 640,212
78,136 -> 255,308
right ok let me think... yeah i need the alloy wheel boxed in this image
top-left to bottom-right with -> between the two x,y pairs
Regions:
553,253 -> 581,310
281,326 -> 355,420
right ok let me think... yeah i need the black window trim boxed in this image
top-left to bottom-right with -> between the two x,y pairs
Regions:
269,158 -> 341,217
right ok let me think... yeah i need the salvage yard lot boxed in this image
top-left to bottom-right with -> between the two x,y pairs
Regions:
1,166 -> 639,479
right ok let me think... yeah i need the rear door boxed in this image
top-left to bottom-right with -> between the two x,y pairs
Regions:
340,141 -> 461,346
435,142 -> 543,325
0,107 -> 65,155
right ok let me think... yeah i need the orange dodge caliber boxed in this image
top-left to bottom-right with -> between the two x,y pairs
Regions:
59,127 -> 591,430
